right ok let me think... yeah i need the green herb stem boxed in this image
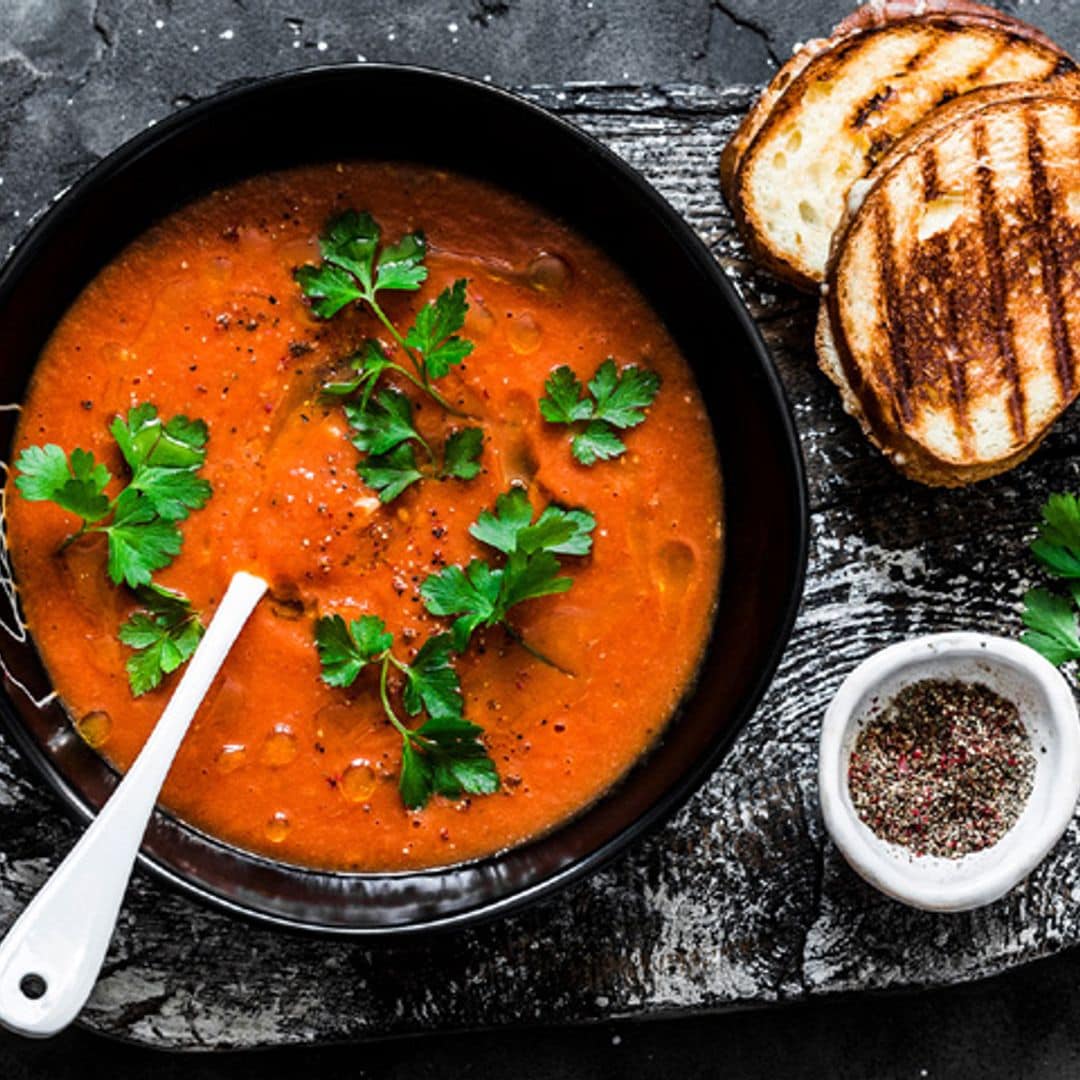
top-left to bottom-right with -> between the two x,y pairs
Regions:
378,652 -> 412,741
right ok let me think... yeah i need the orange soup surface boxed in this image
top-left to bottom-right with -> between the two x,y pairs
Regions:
6,163 -> 723,871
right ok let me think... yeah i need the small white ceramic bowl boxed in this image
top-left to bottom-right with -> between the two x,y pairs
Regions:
819,632 -> 1080,912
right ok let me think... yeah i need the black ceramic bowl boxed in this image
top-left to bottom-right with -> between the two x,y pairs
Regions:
0,65 -> 807,935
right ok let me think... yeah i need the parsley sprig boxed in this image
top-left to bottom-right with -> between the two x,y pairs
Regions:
540,359 -> 661,465
15,404 -> 211,588
295,211 -> 474,416
1021,494 -> 1080,664
314,615 -> 498,809
420,488 -> 595,673
15,403 -> 211,696
296,210 -> 484,503
345,388 -> 482,503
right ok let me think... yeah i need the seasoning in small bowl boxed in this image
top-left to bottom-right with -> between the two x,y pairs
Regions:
848,679 -> 1035,860
820,633 -> 1080,912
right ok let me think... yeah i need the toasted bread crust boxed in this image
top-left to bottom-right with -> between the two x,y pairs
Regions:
835,0 -> 1064,52
721,0 -> 1065,203
820,88 -> 1080,486
817,286 -> 1050,486
719,37 -> 832,206
726,12 -> 1074,290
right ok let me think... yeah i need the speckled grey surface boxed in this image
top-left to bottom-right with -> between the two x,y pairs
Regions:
3,0 -> 1080,1051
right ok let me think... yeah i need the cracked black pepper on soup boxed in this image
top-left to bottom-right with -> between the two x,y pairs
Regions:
847,679 -> 1036,858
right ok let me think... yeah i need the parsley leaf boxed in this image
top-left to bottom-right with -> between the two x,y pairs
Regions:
16,406 -> 213,693
442,427 -> 484,481
293,263 -> 363,319
1020,494 -> 1080,666
295,209 -> 427,317
1031,493 -> 1080,578
572,421 -> 629,466
342,390 -> 482,503
106,491 -> 184,588
315,613 -> 394,688
128,467 -> 212,523
589,359 -> 662,429
401,633 -> 462,722
14,444 -> 111,522
469,488 -> 595,555
110,404 -> 208,472
119,584 -> 204,696
539,359 -> 661,466
421,559 -> 502,651
404,279 -> 474,380
538,366 -> 594,424
1022,587 -> 1080,665
312,616 -> 497,810
468,488 -> 534,553
345,389 -> 422,456
358,442 -> 425,503
421,489 -> 594,654
500,550 -> 573,609
375,232 -> 427,292
321,209 -> 381,292
405,714 -> 499,805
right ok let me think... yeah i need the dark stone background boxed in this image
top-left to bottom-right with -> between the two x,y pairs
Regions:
4,0 -> 1080,1075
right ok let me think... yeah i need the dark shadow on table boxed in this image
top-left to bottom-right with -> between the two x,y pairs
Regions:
2,945 -> 1079,1080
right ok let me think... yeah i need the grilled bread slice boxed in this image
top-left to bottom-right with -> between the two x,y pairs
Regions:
718,0 -> 1062,207
725,11 -> 1073,290
818,85 -> 1080,486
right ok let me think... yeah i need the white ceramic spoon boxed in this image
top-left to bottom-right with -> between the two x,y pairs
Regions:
0,569 -> 267,1037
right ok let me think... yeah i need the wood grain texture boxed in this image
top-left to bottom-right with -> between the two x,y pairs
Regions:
3,79 -> 1080,1049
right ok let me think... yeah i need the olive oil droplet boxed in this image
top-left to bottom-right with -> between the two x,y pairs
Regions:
507,312 -> 542,354
215,743 -> 247,774
265,811 -> 291,843
341,760 -> 377,803
260,724 -> 298,767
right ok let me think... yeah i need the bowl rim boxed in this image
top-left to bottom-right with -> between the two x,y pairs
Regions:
819,631 -> 1080,912
0,62 -> 810,935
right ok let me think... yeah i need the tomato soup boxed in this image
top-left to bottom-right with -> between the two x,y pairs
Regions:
5,163 -> 722,871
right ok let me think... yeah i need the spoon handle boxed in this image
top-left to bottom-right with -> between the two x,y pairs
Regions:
0,570 -> 267,1037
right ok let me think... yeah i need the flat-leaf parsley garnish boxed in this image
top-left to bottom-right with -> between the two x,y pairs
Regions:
1021,493 -> 1080,665
296,210 -> 484,503
294,210 -> 474,415
539,359 -> 661,465
119,584 -> 205,697
15,403 -> 211,694
344,388 -> 483,503
15,404 -> 211,587
420,488 -> 595,671
314,615 -> 498,810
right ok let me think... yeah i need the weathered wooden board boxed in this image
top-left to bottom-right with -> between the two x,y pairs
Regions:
2,78 -> 1080,1049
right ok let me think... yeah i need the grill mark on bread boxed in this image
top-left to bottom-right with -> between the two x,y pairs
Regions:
874,199 -> 914,422
920,149 -> 940,198
973,119 -> 1026,439
853,85 -> 898,129
1025,112 -> 1075,398
942,259 -> 974,454
961,36 -> 1006,87
919,146 -> 973,450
